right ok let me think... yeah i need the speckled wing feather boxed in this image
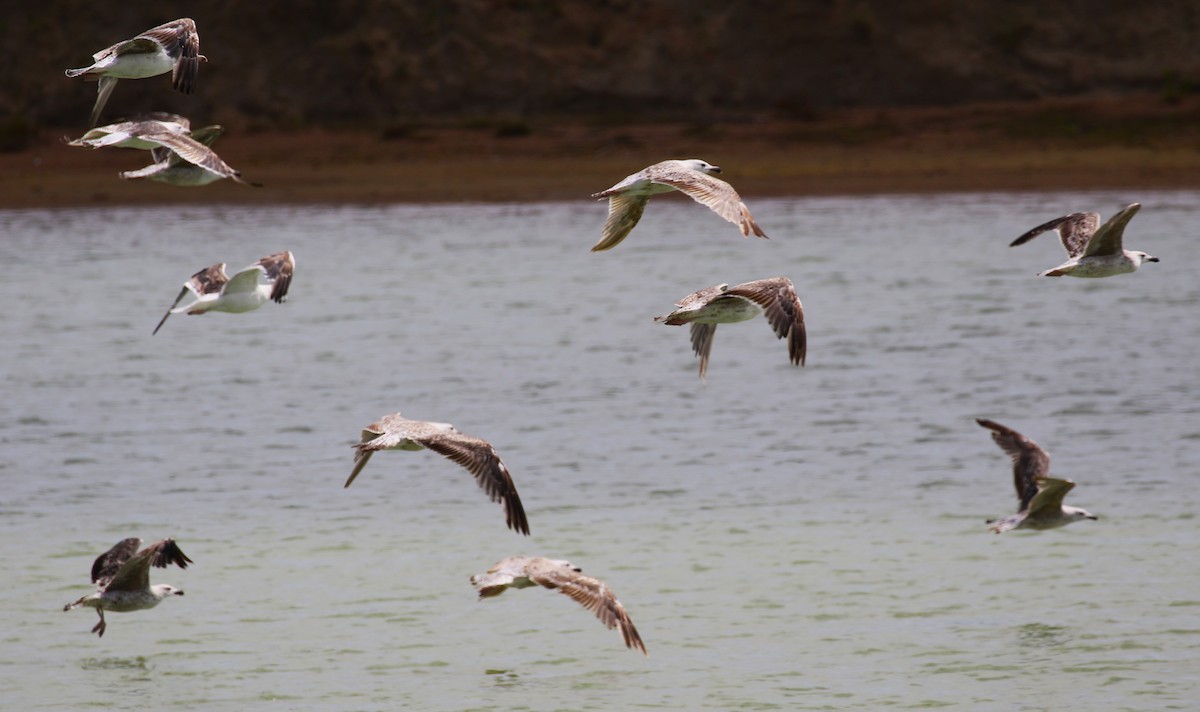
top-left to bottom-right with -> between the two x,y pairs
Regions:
90,77 -> 120,128
976,419 -> 1050,511
724,277 -> 806,367
153,262 -> 227,334
102,538 -> 192,593
187,263 -> 228,296
689,323 -> 717,380
343,427 -> 386,488
257,252 -> 295,303
90,538 -> 142,587
136,18 -> 201,94
420,433 -> 530,535
1010,212 -> 1099,258
1082,203 -> 1140,258
650,166 -> 767,239
138,131 -> 247,183
530,565 -> 646,654
591,193 -> 649,251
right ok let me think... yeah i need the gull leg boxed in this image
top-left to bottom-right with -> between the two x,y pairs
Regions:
92,610 -> 106,637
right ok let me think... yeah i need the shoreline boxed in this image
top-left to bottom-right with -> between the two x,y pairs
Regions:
5,99 -> 1200,210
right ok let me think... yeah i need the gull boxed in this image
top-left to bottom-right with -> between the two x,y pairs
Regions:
153,251 -> 295,334
119,125 -> 260,187
976,418 -> 1098,534
1010,202 -> 1158,277
471,556 -> 646,654
63,537 -> 192,637
66,112 -> 192,150
344,413 -> 530,535
590,158 -> 768,251
655,276 -> 806,381
64,18 -> 203,127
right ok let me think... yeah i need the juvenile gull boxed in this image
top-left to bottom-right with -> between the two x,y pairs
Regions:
471,556 -> 646,654
976,418 -> 1098,534
153,251 -> 294,334
1010,202 -> 1158,277
590,158 -> 768,251
64,18 -> 203,126
119,125 -> 259,187
66,112 -> 192,150
655,276 -> 806,381
63,537 -> 192,637
344,413 -> 530,535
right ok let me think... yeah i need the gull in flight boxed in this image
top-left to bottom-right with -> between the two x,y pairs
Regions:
66,112 -> 192,150
590,158 -> 768,251
471,556 -> 646,654
64,18 -> 203,127
655,276 -> 806,381
119,125 -> 260,187
1010,202 -> 1158,277
976,418 -> 1098,534
344,413 -> 530,535
153,251 -> 295,334
63,537 -> 192,637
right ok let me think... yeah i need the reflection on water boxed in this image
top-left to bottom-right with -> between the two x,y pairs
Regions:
1,191 -> 1198,710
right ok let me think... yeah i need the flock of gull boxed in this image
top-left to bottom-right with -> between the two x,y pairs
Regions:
61,18 -> 1159,652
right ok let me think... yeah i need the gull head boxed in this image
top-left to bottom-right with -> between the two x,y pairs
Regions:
1130,251 -> 1159,266
548,558 -> 582,573
1063,506 -> 1098,523
153,584 -> 185,599
681,158 -> 721,175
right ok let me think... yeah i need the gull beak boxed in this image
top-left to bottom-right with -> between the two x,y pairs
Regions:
175,590 -> 186,596
1087,515 -> 1099,520
1147,256 -> 1159,262
709,165 -> 722,174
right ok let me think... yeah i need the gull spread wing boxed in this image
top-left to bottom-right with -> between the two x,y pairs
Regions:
90,538 -> 142,587
186,125 -> 225,148
976,418 -> 1050,511
689,323 -> 717,381
344,426 -> 387,488
724,277 -> 806,367
132,19 -> 201,94
650,166 -> 767,239
103,538 -> 192,593
591,193 -> 649,252
138,131 -> 243,180
153,263 -> 227,334
420,432 -> 530,535
529,560 -> 647,654
1082,203 -> 1141,258
187,263 -> 229,296
257,251 -> 295,303
90,76 -> 120,127
1010,212 -> 1099,258
1025,477 -> 1076,519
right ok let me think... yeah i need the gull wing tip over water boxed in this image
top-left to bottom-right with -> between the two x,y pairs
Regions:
1009,203 -> 1156,278
64,537 -> 192,637
656,276 -> 805,381
471,556 -> 647,654
976,418 -> 1097,533
345,413 -> 530,535
590,158 -> 767,251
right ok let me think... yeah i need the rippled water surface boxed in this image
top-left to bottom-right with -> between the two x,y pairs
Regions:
2,192 -> 1198,710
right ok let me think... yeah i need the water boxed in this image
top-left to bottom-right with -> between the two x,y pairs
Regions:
1,192 -> 1197,710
